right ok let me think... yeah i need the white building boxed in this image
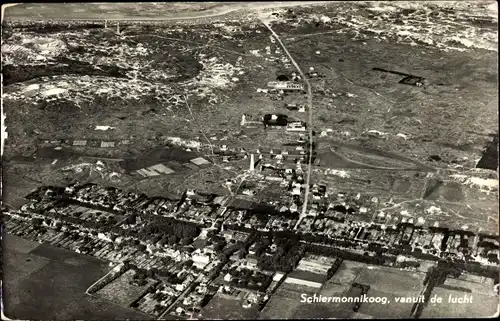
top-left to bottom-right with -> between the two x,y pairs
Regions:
287,122 -> 307,132
267,81 -> 304,91
192,253 -> 210,268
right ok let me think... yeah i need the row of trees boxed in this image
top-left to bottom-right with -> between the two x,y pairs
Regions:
304,243 -> 392,266
326,258 -> 343,280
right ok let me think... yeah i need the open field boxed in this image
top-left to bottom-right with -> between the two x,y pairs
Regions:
421,285 -> 498,318
259,280 -> 318,319
296,260 -> 429,319
2,233 -> 152,320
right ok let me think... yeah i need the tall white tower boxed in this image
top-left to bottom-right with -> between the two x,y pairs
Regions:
249,154 -> 255,171
240,114 -> 246,126
117,22 -> 120,34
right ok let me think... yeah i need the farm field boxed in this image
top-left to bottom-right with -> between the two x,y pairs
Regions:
259,280 -> 319,319
309,260 -> 428,319
421,285 -> 498,318
2,233 -> 152,320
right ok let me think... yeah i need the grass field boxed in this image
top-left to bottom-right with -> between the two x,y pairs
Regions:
295,260 -> 429,319
259,280 -> 318,319
421,286 -> 498,318
2,233 -> 152,320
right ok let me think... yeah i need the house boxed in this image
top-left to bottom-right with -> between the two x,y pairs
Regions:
244,257 -> 258,269
292,183 -> 302,195
204,245 -> 215,255
100,141 -> 115,148
222,230 -> 235,241
176,283 -> 187,292
273,272 -> 285,282
72,140 -> 87,146
192,253 -> 210,268
248,243 -> 257,255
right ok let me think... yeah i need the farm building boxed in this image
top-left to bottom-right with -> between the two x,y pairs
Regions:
72,140 -> 87,146
287,121 -> 307,132
267,81 -> 304,91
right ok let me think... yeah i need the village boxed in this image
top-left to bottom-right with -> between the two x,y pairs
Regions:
2,2 -> 499,319
3,174 -> 499,318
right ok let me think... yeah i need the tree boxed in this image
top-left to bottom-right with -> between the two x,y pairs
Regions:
214,241 -> 226,252
158,237 -> 168,246
168,235 -> 178,245
147,269 -> 156,278
32,218 -> 43,226
238,249 -> 248,259
107,216 -> 117,225
126,213 -> 137,225
151,235 -> 161,244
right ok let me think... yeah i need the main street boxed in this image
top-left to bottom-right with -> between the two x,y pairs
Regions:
259,16 -> 314,230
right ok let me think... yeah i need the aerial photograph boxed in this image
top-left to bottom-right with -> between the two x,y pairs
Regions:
1,1 -> 498,319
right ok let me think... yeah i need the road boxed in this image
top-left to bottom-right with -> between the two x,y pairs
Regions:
258,16 -> 314,230
157,274 -> 204,320
85,262 -> 125,295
